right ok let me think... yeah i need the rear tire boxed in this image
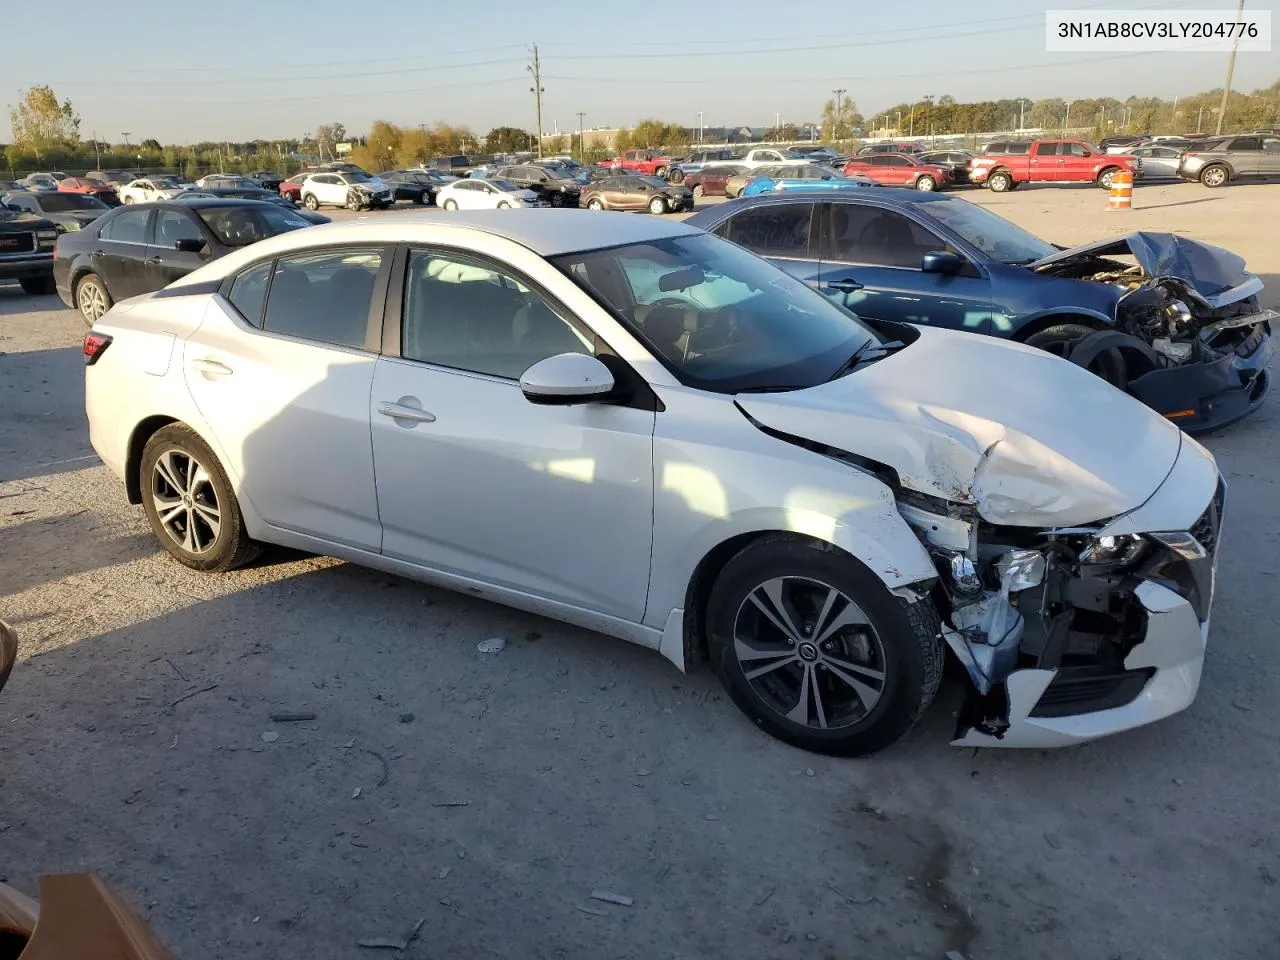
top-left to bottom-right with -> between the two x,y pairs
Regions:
1023,322 -> 1127,389
122,196 -> 134,204
19,276 -> 54,295
302,193 -> 319,210
669,169 -> 685,184
587,197 -> 604,210
140,424 -> 259,572
692,184 -> 704,198
442,198 -> 458,211
1200,164 -> 1229,188
75,273 -> 112,326
987,171 -> 1012,192
706,536 -> 942,757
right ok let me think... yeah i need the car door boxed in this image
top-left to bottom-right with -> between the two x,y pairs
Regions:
715,200 -> 821,289
1029,141 -> 1061,180
1223,137 -> 1261,175
182,246 -> 387,550
1259,137 -> 1280,176
93,206 -> 155,300
369,245 -> 655,619
145,207 -> 215,289
816,201 -> 993,333
880,155 -> 914,186
610,177 -> 640,209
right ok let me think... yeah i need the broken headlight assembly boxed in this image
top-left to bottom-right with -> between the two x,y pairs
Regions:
1078,533 -> 1147,566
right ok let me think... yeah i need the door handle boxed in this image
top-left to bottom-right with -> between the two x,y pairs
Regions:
378,400 -> 436,423
191,358 -> 233,377
825,278 -> 864,293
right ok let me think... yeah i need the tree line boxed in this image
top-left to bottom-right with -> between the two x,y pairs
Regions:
5,79 -> 1278,178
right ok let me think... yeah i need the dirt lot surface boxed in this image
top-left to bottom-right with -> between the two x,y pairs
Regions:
2,182 -> 1278,960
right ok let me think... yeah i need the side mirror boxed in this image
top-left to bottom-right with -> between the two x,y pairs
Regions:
520,353 -> 615,405
921,251 -> 966,275
0,620 -> 16,697
175,237 -> 206,253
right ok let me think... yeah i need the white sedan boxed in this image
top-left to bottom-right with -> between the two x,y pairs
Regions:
435,178 -> 539,210
118,177 -> 187,204
82,211 -> 1221,755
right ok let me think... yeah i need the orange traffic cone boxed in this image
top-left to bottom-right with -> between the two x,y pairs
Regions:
1107,170 -> 1133,211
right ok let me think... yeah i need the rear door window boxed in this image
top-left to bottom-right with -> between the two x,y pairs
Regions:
100,208 -> 152,244
1034,142 -> 1060,156
262,248 -> 384,349
723,203 -> 814,258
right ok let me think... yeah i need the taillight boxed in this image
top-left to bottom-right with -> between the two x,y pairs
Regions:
83,332 -> 112,366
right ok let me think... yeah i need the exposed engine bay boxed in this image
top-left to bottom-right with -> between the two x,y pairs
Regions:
896,486 -> 1220,741
1030,233 -> 1275,429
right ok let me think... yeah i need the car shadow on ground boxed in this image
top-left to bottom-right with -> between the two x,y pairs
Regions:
1135,195 -> 1224,210
0,346 -> 97,484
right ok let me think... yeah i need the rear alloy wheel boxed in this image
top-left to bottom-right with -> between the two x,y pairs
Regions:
497,201 -> 511,209
302,193 -> 320,210
669,169 -> 685,184
549,192 -> 564,207
1200,165 -> 1228,188
416,192 -> 428,205
75,273 -> 112,326
587,197 -> 604,210
707,537 -> 942,756
692,184 -> 704,198
442,198 -> 458,211
648,196 -> 667,215
654,166 -> 667,179
987,171 -> 1013,192
122,195 -> 135,204
140,424 -> 258,572
1023,322 -> 1127,389
915,175 -> 937,192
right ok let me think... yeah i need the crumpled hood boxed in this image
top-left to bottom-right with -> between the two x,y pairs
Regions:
736,327 -> 1183,527
1028,231 -> 1253,302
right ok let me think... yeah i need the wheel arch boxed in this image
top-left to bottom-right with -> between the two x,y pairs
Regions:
124,415 -> 180,504
1010,310 -> 1112,342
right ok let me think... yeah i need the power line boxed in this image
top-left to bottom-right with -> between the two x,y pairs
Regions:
49,56 -> 526,87
164,77 -> 526,108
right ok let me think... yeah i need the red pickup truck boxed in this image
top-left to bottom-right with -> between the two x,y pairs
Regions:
611,150 -> 675,178
969,140 -> 1141,192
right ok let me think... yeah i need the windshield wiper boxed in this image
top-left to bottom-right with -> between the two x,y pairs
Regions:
827,338 -> 905,381
1003,257 -> 1038,266
735,384 -> 813,393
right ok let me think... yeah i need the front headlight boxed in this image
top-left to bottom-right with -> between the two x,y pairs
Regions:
1079,533 -> 1147,565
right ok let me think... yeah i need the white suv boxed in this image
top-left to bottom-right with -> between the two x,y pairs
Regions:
300,172 -> 393,211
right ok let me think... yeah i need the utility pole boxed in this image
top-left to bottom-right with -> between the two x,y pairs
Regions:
1197,104 -> 1205,132
92,130 -> 100,167
576,111 -> 586,157
697,111 -> 704,142
775,111 -> 780,140
831,88 -> 847,139
528,44 -> 545,158
1063,101 -> 1073,134
121,132 -> 131,150
1215,0 -> 1245,134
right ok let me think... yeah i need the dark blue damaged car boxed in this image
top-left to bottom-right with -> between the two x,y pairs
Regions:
687,192 -> 1274,432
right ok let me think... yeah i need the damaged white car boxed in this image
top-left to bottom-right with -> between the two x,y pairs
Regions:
83,211 -> 1223,755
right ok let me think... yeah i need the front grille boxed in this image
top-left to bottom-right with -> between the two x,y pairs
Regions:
0,232 -> 35,255
1192,479 -> 1226,556
1029,666 -> 1155,718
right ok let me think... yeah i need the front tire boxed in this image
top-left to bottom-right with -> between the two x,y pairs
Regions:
140,425 -> 259,572
302,193 -> 320,210
122,195 -> 135,204
987,171 -> 1012,192
19,275 -> 54,295
587,197 -> 604,210
669,169 -> 685,184
706,537 -> 942,757
648,196 -> 666,215
692,184 -> 704,198
1096,167 -> 1120,190
1023,322 -> 1127,388
915,175 -> 937,192
1200,164 -> 1229,188
75,273 -> 112,326
442,198 -> 458,211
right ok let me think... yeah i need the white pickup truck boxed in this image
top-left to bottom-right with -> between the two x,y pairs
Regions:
733,148 -> 814,170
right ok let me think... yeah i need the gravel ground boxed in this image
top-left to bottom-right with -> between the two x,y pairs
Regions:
1,181 -> 1278,960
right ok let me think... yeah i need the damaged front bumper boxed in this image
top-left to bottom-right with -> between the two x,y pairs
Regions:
900,436 -> 1224,749
1070,311 -> 1275,433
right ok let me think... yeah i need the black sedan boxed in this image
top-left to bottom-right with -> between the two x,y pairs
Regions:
249,170 -> 285,191
376,170 -> 437,204
54,199 -> 325,325
917,150 -> 975,185
3,190 -> 111,232
171,188 -> 328,224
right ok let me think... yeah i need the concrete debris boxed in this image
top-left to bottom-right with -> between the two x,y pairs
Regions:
805,768 -> 815,777
261,732 -> 280,744
590,890 -> 634,907
438,867 -> 451,880
1043,832 -> 1062,850
477,637 -> 506,655
352,787 -> 362,799
432,801 -> 470,808
398,713 -> 415,724
356,938 -> 409,950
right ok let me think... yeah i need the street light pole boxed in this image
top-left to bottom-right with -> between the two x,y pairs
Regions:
831,88 -> 847,140
1215,0 -> 1245,134
696,111 -> 703,142
1063,100 -> 1073,134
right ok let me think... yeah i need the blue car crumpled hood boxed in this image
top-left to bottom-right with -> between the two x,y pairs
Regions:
1029,231 -> 1255,304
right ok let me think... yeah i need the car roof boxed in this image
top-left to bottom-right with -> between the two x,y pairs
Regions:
690,189 -> 956,218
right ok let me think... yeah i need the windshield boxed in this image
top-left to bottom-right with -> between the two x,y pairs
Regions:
345,172 -> 372,183
924,197 -> 1057,264
488,179 -> 521,191
196,205 -> 314,247
38,193 -> 107,211
552,233 -> 881,392
639,176 -> 668,188
776,149 -> 803,159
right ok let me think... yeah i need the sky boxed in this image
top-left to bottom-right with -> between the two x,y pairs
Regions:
2,0 -> 1276,144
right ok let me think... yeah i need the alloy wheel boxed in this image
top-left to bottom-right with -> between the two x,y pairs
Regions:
732,576 -> 887,730
77,279 -> 108,322
152,449 -> 221,554
1202,166 -> 1227,187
